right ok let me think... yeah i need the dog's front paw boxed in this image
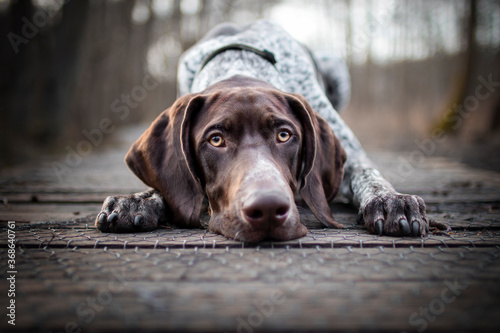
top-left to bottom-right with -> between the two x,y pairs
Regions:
359,192 -> 428,237
95,191 -> 166,233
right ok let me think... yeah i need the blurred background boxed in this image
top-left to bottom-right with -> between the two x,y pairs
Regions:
1,0 -> 499,171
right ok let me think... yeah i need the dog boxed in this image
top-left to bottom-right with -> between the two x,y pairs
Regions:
95,21 -> 429,242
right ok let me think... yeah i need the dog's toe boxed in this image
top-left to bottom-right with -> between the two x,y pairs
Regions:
134,214 -> 144,227
411,220 -> 420,236
375,219 -> 383,236
399,218 -> 411,236
108,212 -> 119,224
97,212 -> 107,229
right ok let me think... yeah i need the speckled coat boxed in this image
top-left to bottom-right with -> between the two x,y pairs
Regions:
176,20 -> 429,236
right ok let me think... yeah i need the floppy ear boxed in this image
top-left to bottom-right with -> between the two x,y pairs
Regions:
285,93 -> 347,228
125,94 -> 206,227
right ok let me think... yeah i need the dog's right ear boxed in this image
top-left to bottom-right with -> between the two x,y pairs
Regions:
125,94 -> 206,227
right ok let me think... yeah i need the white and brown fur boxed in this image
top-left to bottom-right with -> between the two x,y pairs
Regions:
96,20 -> 429,239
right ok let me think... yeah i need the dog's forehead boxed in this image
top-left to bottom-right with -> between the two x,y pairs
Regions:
198,88 -> 294,125
213,87 -> 285,107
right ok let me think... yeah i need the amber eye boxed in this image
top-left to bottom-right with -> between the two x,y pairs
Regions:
209,135 -> 225,147
277,131 -> 291,143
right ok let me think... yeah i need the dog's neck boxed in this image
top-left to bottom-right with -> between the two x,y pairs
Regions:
191,48 -> 286,93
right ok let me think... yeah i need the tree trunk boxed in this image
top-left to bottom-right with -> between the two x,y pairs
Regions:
434,0 -> 477,134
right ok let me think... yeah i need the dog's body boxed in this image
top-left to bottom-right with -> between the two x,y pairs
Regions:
96,21 -> 428,241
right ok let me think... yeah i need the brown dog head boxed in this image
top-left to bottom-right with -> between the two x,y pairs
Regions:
126,77 -> 346,242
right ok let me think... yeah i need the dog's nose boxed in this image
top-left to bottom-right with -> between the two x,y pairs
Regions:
242,191 -> 290,227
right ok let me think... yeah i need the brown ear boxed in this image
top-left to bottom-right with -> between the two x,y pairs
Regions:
125,94 -> 206,227
285,93 -> 347,228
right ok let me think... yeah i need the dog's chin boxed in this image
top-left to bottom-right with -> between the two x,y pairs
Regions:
269,222 -> 308,241
208,214 -> 308,243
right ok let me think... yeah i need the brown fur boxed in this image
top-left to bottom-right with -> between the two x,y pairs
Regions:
125,76 -> 346,241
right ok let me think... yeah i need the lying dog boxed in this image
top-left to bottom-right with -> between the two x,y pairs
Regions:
96,21 -> 429,242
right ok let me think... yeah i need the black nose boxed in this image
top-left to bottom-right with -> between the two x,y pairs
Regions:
242,191 -> 290,228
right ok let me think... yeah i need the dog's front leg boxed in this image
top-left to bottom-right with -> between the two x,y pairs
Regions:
95,189 -> 167,232
313,95 -> 429,237
342,159 -> 429,237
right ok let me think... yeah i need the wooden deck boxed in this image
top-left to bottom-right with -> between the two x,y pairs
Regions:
1,125 -> 500,333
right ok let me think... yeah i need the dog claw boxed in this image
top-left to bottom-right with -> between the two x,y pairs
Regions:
108,213 -> 119,224
399,219 -> 411,236
134,214 -> 144,227
375,219 -> 383,236
411,221 -> 420,236
97,213 -> 107,228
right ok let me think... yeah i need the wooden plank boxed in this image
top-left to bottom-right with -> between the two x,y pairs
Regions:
0,203 -> 102,223
0,192 -> 124,204
8,283 -> 499,332
2,247 -> 499,332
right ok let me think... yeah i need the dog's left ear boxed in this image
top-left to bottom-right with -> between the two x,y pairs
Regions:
125,93 -> 207,227
284,93 -> 347,228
